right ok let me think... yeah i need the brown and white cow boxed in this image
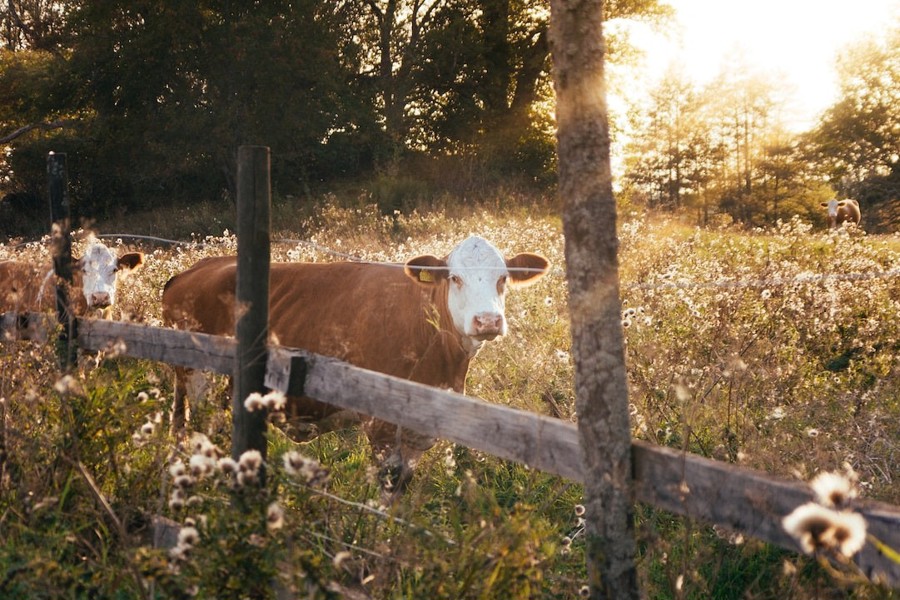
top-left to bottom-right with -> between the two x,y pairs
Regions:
821,198 -> 861,228
162,235 -> 549,492
0,236 -> 144,317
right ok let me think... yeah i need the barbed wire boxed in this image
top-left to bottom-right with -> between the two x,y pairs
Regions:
4,231 -> 899,290
624,268 -> 900,291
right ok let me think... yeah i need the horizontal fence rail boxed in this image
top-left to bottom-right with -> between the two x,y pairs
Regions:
3,311 -> 900,585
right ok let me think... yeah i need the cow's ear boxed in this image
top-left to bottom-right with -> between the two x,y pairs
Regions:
404,255 -> 448,285
820,202 -> 829,207
118,252 -> 145,272
507,253 -> 549,287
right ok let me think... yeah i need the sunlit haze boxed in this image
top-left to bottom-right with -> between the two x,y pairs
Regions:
624,0 -> 900,132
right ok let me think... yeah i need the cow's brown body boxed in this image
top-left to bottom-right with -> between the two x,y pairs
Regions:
0,261 -> 61,313
162,237 -> 549,494
163,257 -> 470,413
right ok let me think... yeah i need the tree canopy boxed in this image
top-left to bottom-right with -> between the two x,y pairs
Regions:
0,0 -> 669,223
621,26 -> 900,229
1,2 -> 897,233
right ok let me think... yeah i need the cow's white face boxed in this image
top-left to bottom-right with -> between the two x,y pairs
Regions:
445,236 -> 511,346
78,241 -> 121,309
405,236 -> 549,355
824,199 -> 840,217
76,239 -> 144,310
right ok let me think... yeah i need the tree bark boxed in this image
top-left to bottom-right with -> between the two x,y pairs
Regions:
548,1 -> 640,598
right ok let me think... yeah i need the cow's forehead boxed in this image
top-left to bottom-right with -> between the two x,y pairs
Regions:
447,236 -> 506,273
83,242 -> 118,271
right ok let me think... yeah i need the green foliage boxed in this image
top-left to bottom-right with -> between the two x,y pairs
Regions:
809,28 -> 900,205
0,0 -> 680,234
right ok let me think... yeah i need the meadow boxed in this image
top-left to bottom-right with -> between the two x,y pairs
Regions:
1,197 -> 899,599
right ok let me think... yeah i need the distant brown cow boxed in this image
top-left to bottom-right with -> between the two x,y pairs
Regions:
162,236 -> 549,492
0,237 -> 144,317
821,198 -> 861,228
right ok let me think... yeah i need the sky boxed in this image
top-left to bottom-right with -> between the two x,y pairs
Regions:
625,0 -> 900,131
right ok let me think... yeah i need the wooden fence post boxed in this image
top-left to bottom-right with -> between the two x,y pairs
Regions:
549,1 -> 640,598
47,151 -> 77,369
232,146 -> 272,466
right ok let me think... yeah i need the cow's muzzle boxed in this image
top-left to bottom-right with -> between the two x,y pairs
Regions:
89,291 -> 112,309
471,312 -> 504,340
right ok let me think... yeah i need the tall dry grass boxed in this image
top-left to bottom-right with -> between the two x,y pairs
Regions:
1,200 -> 898,598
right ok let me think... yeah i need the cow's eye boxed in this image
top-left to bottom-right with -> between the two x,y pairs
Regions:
449,274 -> 462,286
497,276 -> 507,291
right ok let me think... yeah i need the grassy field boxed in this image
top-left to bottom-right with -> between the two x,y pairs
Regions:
1,198 -> 899,599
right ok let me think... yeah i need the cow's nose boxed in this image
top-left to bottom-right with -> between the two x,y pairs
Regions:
90,291 -> 111,308
472,312 -> 504,338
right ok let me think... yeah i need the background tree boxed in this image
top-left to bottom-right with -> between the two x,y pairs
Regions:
349,0 -> 671,182
2,0 -> 353,221
622,56 -> 830,227
1,0 -> 673,231
623,66 -> 714,211
809,26 -> 900,206
0,0 -> 66,51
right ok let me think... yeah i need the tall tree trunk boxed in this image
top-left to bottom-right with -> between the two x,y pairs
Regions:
548,1 -> 640,598
480,0 -> 511,117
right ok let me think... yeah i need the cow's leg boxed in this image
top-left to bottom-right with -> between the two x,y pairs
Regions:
281,396 -> 360,442
364,419 -> 434,501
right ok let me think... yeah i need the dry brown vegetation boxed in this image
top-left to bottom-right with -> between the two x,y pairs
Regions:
1,200 -> 898,598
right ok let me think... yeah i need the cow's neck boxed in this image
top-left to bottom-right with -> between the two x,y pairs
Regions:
408,285 -> 476,393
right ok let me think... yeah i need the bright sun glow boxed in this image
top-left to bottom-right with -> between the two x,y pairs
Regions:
627,0 -> 900,131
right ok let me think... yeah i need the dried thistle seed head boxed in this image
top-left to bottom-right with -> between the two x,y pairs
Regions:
782,503 -> 867,557
266,502 -> 284,531
810,471 -> 858,509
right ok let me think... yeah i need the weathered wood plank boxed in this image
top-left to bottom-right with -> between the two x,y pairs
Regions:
294,348 -> 585,482
632,440 -> 900,584
269,346 -> 900,585
77,318 -> 235,375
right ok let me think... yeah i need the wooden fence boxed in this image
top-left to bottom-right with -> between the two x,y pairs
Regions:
3,313 -> 900,585
3,149 -> 899,589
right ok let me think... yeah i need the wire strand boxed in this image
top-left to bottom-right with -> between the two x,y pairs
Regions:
8,232 -> 900,290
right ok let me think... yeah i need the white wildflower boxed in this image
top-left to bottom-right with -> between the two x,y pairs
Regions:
188,453 -> 214,477
263,390 -> 286,412
173,474 -> 195,490
217,457 -> 239,475
169,460 -> 187,478
53,375 -> 81,395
